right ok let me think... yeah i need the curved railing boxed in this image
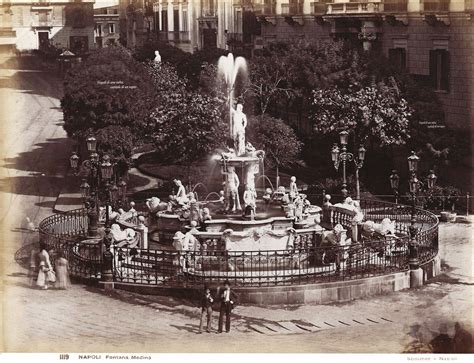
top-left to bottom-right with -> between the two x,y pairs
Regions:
35,199 -> 439,286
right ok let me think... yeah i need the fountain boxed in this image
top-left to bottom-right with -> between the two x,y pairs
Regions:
141,54 -> 323,249
217,53 -> 247,143
36,52 -> 440,304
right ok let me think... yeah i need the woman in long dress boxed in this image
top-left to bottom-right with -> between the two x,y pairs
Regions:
36,243 -> 53,290
55,251 -> 71,289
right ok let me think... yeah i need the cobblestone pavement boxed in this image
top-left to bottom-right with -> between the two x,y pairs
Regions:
1,68 -> 473,353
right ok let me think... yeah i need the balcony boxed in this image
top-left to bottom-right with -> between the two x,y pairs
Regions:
423,0 -> 450,12
326,1 -> 382,15
31,19 -> 53,28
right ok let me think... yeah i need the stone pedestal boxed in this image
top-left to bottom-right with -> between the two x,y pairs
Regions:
137,216 -> 148,249
410,268 -> 424,288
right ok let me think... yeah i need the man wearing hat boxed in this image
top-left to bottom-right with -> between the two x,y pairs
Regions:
198,285 -> 214,333
218,280 -> 238,333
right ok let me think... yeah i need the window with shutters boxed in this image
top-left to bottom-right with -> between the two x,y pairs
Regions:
429,49 -> 449,92
388,48 -> 406,70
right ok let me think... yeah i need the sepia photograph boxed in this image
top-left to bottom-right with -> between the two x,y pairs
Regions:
0,0 -> 472,360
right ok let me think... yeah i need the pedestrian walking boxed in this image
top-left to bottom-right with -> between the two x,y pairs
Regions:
36,243 -> 55,290
217,280 -> 238,333
55,251 -> 71,290
453,322 -> 473,353
198,285 -> 214,334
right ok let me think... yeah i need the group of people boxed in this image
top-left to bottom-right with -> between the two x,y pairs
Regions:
198,280 -> 238,334
29,243 -> 70,290
403,322 -> 473,353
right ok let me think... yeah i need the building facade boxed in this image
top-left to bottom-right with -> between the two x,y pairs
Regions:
244,0 -> 473,130
0,0 -> 95,54
118,0 -> 252,52
116,1 -> 472,130
94,4 -> 120,48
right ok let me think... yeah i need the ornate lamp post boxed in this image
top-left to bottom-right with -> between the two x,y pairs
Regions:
117,179 -> 128,206
407,151 -> 420,227
427,170 -> 438,191
331,130 -> 366,199
70,135 -> 122,233
389,169 -> 400,204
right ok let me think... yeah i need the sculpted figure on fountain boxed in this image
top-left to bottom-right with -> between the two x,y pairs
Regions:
289,176 -> 298,202
173,179 -> 189,205
231,104 -> 247,156
224,166 -> 241,212
243,185 -> 257,219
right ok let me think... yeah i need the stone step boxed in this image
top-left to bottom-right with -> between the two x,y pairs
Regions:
276,321 -> 307,334
261,322 -> 290,334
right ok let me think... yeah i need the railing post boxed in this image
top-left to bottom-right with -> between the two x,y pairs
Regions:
322,194 -> 332,226
137,215 -> 149,249
87,207 -> 99,238
408,226 -> 419,270
408,225 -> 423,288
101,228 -> 114,289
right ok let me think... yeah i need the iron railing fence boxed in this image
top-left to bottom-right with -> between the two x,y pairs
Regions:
305,193 -> 472,215
35,199 -> 439,287
38,208 -> 101,279
112,237 -> 409,287
38,208 -> 88,239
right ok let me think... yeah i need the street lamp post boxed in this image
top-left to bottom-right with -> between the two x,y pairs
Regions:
407,151 -> 420,227
331,131 -> 366,199
70,136 -> 123,233
389,169 -> 400,204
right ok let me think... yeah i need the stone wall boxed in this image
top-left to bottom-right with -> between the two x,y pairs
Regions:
112,271 -> 412,305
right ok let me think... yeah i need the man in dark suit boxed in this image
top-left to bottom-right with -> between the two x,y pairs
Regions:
198,285 -> 214,333
218,280 -> 237,333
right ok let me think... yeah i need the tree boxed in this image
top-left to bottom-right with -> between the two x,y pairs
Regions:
62,46 -> 156,141
310,83 -> 412,146
248,52 -> 294,114
246,114 -> 303,187
249,40 -> 364,117
153,91 -> 227,164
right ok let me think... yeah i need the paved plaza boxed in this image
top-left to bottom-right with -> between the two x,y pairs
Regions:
1,67 -> 473,353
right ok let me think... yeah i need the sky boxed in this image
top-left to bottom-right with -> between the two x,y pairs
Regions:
94,0 -> 119,9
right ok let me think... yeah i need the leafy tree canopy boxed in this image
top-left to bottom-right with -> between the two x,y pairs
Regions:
62,46 -> 155,140
247,114 -> 303,170
310,84 -> 412,146
153,92 -> 227,164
